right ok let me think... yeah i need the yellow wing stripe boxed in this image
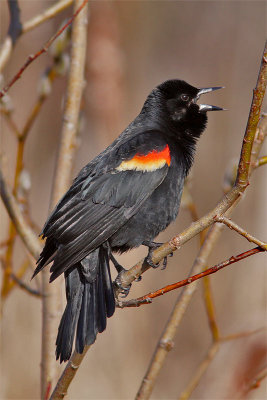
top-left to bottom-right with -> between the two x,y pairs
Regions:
116,145 -> 171,172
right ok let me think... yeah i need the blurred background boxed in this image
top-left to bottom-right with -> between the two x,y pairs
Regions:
0,1 -> 266,399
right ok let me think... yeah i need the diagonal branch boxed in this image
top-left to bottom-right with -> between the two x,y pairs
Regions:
0,0 -> 88,99
23,0 -> 73,34
0,0 -> 73,73
117,246 -> 264,308
115,40 -> 267,295
0,166 -> 41,259
135,41 -> 267,399
40,1 -> 89,398
215,216 -> 267,250
50,40 -> 267,400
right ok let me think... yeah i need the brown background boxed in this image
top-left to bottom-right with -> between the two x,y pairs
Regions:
0,1 -> 266,399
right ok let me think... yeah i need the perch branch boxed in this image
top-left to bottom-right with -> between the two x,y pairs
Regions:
116,40 -> 267,295
41,1 -> 89,398
0,0 -> 88,99
51,41 -> 267,400
118,246 -> 264,308
50,349 -> 89,400
135,41 -> 267,399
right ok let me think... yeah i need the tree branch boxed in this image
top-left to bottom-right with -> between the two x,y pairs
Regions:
23,0 -> 73,34
115,40 -> 267,296
0,0 -> 88,99
0,0 -> 73,73
0,0 -> 22,72
40,1 -> 89,398
0,166 -> 41,259
134,41 -> 267,399
118,246 -> 264,308
215,216 -> 267,250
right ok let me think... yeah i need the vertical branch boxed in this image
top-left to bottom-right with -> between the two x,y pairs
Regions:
40,1 -> 88,398
136,223 -> 224,400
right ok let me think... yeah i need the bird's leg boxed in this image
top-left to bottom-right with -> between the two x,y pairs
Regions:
104,243 -> 131,298
143,240 -> 173,270
109,253 -> 124,274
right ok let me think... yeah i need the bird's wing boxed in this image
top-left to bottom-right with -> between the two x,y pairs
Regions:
37,132 -> 171,281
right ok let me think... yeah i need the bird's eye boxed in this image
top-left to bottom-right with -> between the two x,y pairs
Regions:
181,94 -> 189,101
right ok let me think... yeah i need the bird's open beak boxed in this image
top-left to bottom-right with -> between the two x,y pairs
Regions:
197,86 -> 224,112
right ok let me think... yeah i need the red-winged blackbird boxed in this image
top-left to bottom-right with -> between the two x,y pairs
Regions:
33,80 -> 223,362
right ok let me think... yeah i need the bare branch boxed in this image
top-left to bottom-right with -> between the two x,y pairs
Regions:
179,342 -> 220,400
134,42 -> 267,399
0,166 -> 41,259
0,0 -> 88,99
215,216 -> 267,250
0,0 -> 73,73
0,0 -> 22,72
118,247 -> 264,308
179,327 -> 266,400
41,1 -> 89,397
10,273 -> 43,298
23,0 -> 73,34
255,155 -> 267,168
115,41 -> 267,297
136,223 -> 224,399
50,350 -> 89,400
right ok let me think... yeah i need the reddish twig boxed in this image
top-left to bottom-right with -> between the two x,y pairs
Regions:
0,0 -> 88,99
118,246 -> 264,308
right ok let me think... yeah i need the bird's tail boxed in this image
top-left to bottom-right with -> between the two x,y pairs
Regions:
56,245 -> 115,363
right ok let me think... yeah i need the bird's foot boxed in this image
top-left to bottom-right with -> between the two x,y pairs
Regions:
114,273 -> 132,298
143,241 -> 173,270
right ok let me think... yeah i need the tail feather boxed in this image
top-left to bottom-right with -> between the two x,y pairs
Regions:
55,245 -> 115,362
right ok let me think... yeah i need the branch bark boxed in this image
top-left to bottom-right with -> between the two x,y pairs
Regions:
0,166 -> 41,259
40,1 -> 89,398
0,0 -> 88,99
0,0 -> 73,73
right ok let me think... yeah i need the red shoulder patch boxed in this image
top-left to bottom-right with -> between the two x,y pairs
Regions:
116,145 -> 171,172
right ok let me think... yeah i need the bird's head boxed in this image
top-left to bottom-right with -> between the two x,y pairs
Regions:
144,79 -> 224,140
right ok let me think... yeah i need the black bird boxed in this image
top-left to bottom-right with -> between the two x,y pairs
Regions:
33,80 -> 223,362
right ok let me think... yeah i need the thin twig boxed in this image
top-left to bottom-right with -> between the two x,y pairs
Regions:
179,342 -> 220,400
0,0 -> 88,99
23,0 -> 73,34
118,247 -> 264,308
0,0 -> 22,72
41,1 -> 89,398
0,166 -> 42,259
184,185 -> 219,340
10,273 -> 42,298
255,155 -> 267,168
0,0 -> 73,73
238,366 -> 267,398
215,216 -> 267,250
178,327 -> 266,400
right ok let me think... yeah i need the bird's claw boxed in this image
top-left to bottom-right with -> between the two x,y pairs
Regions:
115,280 -> 132,298
144,241 -> 173,270
114,271 -> 132,298
145,254 -> 160,269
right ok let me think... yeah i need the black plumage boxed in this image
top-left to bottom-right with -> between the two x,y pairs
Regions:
32,79 -> 223,362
